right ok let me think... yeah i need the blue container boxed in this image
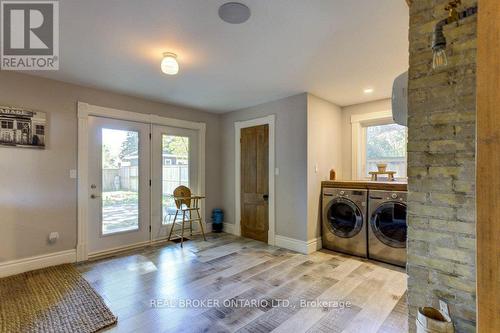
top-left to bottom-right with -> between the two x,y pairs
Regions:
211,209 -> 224,233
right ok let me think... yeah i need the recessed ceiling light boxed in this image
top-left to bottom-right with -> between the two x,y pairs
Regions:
363,88 -> 374,94
161,52 -> 179,75
219,2 -> 251,24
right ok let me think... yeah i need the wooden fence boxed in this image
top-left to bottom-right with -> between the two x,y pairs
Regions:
102,165 -> 188,194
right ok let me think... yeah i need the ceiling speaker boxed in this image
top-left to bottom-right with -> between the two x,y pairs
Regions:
218,2 -> 251,24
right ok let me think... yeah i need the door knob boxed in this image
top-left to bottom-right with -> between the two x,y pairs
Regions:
90,194 -> 101,199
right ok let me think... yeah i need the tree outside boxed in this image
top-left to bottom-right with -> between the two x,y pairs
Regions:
366,123 -> 406,159
366,123 -> 407,177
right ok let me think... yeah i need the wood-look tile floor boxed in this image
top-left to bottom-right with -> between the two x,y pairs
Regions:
76,233 -> 408,333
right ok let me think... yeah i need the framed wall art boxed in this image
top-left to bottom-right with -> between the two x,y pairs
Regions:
0,106 -> 46,149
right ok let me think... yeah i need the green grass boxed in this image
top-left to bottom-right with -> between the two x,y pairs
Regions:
102,191 -> 138,206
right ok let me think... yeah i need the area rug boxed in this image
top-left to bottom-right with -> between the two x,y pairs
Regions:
0,264 -> 117,333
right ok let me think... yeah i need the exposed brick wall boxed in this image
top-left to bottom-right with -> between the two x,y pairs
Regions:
407,1 -> 477,332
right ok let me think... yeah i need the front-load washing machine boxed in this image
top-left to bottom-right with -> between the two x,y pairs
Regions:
368,190 -> 407,267
322,188 -> 368,258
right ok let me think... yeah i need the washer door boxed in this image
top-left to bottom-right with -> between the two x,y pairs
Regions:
370,202 -> 407,248
325,198 -> 363,238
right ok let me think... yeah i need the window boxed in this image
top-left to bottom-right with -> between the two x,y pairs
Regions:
364,123 -> 407,178
35,125 -> 45,135
351,110 -> 407,180
1,120 -> 13,129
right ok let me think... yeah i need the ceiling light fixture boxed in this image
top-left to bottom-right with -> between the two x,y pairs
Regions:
161,52 -> 179,75
363,88 -> 374,94
218,2 -> 251,24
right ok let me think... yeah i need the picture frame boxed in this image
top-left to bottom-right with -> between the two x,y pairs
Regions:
0,105 -> 47,149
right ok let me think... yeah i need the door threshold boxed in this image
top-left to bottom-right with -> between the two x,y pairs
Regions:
86,236 -> 200,261
87,240 -> 152,261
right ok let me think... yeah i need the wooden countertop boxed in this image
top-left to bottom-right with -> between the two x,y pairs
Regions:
322,180 -> 407,192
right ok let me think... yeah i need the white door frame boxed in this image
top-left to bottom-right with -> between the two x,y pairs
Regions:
234,115 -> 276,246
77,102 -> 206,261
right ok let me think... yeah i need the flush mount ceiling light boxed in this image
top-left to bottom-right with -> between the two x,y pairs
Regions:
363,88 -> 374,94
218,2 -> 251,24
161,52 -> 179,75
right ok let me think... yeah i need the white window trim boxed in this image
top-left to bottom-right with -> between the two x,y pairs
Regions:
234,115 -> 276,246
351,110 -> 394,180
77,102 -> 206,262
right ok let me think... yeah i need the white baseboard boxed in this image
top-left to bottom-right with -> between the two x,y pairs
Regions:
275,235 -> 322,254
307,237 -> 322,253
0,249 -> 77,278
223,222 -> 236,235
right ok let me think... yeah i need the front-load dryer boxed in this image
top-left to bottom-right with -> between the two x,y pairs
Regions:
368,190 -> 407,267
322,188 -> 368,258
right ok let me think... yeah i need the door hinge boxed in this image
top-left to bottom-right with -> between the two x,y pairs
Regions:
149,179 -> 152,186
149,133 -> 152,139
149,225 -> 152,232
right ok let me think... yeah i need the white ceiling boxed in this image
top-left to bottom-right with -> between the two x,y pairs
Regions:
31,0 -> 409,112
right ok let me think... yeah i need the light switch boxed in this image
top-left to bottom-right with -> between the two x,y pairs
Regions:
315,164 -> 319,173
70,169 -> 77,179
275,168 -> 280,176
48,232 -> 59,244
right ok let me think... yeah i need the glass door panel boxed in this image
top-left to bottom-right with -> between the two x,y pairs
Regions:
162,134 -> 190,224
101,128 -> 140,234
151,125 -> 199,241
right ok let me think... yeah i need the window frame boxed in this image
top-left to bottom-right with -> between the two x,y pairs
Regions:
351,110 -> 407,180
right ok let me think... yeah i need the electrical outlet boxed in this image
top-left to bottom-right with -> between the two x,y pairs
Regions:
70,169 -> 77,179
439,299 -> 451,319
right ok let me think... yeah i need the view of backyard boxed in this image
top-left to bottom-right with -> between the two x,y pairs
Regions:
365,123 -> 407,178
101,129 -> 190,234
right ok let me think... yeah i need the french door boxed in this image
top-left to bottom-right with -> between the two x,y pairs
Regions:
151,125 -> 199,241
88,116 -> 151,254
87,116 -> 200,255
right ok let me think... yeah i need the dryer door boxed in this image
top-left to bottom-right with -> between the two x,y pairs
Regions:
370,202 -> 407,248
325,198 -> 363,238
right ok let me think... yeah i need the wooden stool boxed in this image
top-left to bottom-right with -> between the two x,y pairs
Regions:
167,185 -> 207,247
369,171 -> 396,181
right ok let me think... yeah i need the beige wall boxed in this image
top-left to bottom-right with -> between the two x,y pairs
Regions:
0,71 -> 222,262
220,93 -> 308,241
306,95 -> 342,241
340,98 -> 392,180
0,69 -> 392,260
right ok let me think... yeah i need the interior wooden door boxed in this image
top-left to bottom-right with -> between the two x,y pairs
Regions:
240,124 -> 269,243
